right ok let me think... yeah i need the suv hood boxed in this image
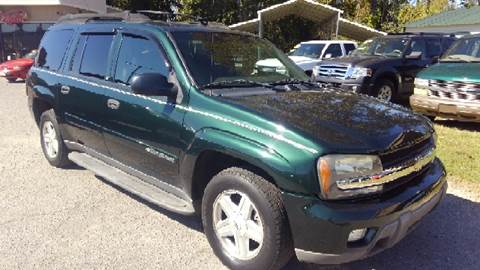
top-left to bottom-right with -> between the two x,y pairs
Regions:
222,90 -> 433,154
418,62 -> 480,83
320,55 -> 400,68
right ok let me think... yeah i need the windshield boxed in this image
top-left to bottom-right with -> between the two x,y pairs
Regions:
171,31 -> 308,87
351,37 -> 409,58
441,37 -> 480,63
288,43 -> 325,58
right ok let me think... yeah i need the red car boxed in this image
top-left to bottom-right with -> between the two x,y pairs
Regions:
0,50 -> 37,82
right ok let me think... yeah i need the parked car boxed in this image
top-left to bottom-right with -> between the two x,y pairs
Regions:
0,50 -> 37,82
27,13 -> 447,270
312,33 -> 457,102
411,34 -> 480,122
256,40 -> 357,76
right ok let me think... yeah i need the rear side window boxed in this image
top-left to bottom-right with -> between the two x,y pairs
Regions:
114,35 -> 169,85
324,44 -> 343,58
426,39 -> 442,58
442,38 -> 455,52
79,34 -> 114,79
37,29 -> 74,71
344,44 -> 356,55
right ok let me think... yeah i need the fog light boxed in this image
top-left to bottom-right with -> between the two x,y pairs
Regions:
348,228 -> 367,242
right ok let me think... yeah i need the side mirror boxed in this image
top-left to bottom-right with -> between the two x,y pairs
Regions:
324,53 -> 332,59
406,51 -> 422,60
131,73 -> 176,97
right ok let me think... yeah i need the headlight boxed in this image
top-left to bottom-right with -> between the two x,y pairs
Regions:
414,78 -> 429,96
414,78 -> 429,88
312,66 -> 320,76
317,155 -> 383,200
347,67 -> 372,79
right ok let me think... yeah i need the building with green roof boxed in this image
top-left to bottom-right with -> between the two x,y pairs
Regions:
405,6 -> 480,34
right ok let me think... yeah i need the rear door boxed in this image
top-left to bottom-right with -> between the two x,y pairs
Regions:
398,38 -> 429,94
101,30 -> 186,188
59,28 -> 116,155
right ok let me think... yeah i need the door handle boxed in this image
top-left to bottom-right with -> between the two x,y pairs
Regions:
107,99 -> 120,110
60,85 -> 70,95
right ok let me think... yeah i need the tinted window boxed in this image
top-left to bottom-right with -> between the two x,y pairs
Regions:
324,44 -> 342,58
114,35 -> 169,85
37,29 -> 74,71
426,39 -> 442,58
289,43 -> 325,58
344,44 -> 356,55
442,38 -> 456,52
69,35 -> 87,71
406,39 -> 426,57
79,34 -> 114,79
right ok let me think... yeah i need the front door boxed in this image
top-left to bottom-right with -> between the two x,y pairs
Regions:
102,31 -> 186,188
399,38 -> 430,94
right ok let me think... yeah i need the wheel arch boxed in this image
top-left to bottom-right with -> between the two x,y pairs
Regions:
29,85 -> 56,127
180,128 -> 299,205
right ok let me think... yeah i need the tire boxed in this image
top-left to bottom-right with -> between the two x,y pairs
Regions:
427,115 -> 436,122
305,70 -> 313,77
372,79 -> 396,102
202,167 -> 293,270
39,109 -> 71,168
7,77 -> 16,83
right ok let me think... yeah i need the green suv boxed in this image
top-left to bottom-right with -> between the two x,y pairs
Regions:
27,13 -> 447,270
411,34 -> 480,122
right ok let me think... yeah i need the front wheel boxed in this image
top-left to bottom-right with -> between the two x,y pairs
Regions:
202,167 -> 293,270
372,79 -> 396,102
7,77 -> 16,83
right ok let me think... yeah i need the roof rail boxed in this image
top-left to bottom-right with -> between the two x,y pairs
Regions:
387,32 -> 457,37
56,12 -> 151,24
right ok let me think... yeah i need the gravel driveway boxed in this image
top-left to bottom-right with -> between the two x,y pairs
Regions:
0,80 -> 479,270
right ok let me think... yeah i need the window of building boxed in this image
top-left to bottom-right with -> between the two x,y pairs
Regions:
79,34 -> 114,79
114,34 -> 169,85
37,29 -> 74,71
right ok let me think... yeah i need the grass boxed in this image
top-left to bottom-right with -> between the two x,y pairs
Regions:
434,120 -> 480,182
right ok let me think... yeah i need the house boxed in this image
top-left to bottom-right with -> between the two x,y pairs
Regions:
405,6 -> 480,34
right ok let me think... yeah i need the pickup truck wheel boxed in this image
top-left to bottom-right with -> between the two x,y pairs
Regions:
202,167 -> 293,270
40,109 -> 71,168
372,79 -> 396,102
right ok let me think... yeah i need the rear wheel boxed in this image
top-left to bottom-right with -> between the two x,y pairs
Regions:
372,79 -> 396,102
202,167 -> 293,270
7,77 -> 16,83
40,109 -> 71,168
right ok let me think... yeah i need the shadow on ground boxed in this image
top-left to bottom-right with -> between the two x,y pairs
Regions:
435,119 -> 480,132
283,194 -> 480,270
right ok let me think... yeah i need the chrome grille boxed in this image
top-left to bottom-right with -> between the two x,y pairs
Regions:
428,80 -> 480,101
317,64 -> 349,79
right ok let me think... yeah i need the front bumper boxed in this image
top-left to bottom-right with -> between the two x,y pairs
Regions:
314,75 -> 372,93
282,158 -> 447,265
410,94 -> 480,122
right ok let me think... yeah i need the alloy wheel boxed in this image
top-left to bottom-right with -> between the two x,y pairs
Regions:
212,190 -> 264,261
377,85 -> 393,101
42,121 -> 59,159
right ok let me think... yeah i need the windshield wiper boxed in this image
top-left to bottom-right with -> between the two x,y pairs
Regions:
202,79 -> 283,91
272,78 -> 317,87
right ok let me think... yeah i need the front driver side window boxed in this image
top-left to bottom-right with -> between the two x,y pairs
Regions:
114,34 -> 170,86
324,44 -> 343,58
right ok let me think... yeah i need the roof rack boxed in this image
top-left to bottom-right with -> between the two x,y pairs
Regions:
56,12 -> 151,24
387,32 -> 458,37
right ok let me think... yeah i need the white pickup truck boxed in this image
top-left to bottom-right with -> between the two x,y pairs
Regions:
256,40 -> 357,76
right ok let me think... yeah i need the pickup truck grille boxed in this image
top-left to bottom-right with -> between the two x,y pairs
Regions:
317,64 -> 349,79
428,80 -> 480,101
